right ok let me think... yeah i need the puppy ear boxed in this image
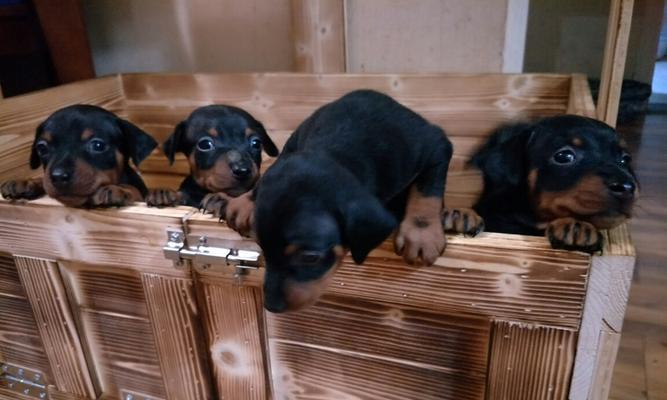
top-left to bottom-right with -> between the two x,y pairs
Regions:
163,121 -> 187,165
29,122 -> 45,169
117,118 -> 158,165
341,196 -> 397,264
471,123 -> 533,187
252,119 -> 279,157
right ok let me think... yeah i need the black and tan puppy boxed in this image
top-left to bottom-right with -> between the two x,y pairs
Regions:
472,115 -> 637,252
146,105 -> 278,222
253,90 -> 454,313
0,105 -> 157,207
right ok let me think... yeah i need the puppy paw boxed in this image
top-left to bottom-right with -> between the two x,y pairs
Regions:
224,194 -> 255,237
90,185 -> 137,208
0,179 -> 45,200
146,188 -> 182,207
546,217 -> 602,253
442,208 -> 485,236
200,192 -> 232,218
394,216 -> 446,266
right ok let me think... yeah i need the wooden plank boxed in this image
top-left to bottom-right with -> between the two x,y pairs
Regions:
570,224 -> 635,400
589,330 -> 622,400
567,74 -> 597,118
0,253 -> 25,298
141,274 -> 213,400
291,0 -> 346,73
267,294 -> 491,378
486,320 -> 576,400
58,261 -> 167,399
196,274 -> 269,400
121,73 -> 571,135
14,256 -> 97,398
644,336 -> 667,400
269,339 -> 485,400
596,0 -> 634,127
0,198 -> 192,273
502,0 -> 530,73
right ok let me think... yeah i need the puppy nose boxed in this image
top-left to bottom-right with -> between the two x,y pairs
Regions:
230,163 -> 251,179
608,181 -> 635,197
50,168 -> 72,185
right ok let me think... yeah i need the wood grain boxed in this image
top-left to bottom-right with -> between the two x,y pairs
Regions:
596,0 -> 634,127
486,320 -> 577,400
0,198 -> 191,274
291,0 -> 346,73
58,261 -> 167,399
141,274 -> 212,400
567,74 -> 597,118
269,339 -> 485,400
570,225 -> 635,400
196,274 -> 268,400
14,256 -> 97,398
0,253 -> 25,298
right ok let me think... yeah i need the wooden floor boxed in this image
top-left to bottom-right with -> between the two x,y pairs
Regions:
610,111 -> 667,400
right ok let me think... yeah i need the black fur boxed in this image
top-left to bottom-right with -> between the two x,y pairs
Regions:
255,90 -> 452,312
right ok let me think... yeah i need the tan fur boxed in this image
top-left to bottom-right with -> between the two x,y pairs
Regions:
535,174 -> 610,221
442,208 -> 484,235
283,245 -> 345,311
394,186 -> 446,265
546,217 -> 600,248
81,129 -> 94,140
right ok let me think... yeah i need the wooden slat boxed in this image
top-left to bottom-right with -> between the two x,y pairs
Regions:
596,0 -> 634,127
0,253 -> 25,298
291,0 -> 346,73
567,74 -> 597,118
196,274 -> 269,400
486,320 -> 577,400
121,73 -> 571,137
0,198 -> 192,273
267,295 -> 490,393
58,261 -> 167,399
570,224 -> 635,400
141,274 -> 212,400
269,339 -> 485,400
14,256 -> 97,398
0,295 -> 53,383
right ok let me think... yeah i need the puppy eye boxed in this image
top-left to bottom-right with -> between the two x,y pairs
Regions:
88,138 -> 108,153
35,141 -> 50,157
295,251 -> 325,265
552,148 -> 576,165
197,137 -> 215,152
249,137 -> 262,149
620,153 -> 632,166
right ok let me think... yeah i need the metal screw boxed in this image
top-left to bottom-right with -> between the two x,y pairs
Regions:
169,232 -> 181,242
8,382 -> 14,389
23,388 -> 30,395
34,373 -> 41,382
1,364 -> 8,371
40,393 -> 47,399
17,368 -> 24,376
126,394 -> 134,400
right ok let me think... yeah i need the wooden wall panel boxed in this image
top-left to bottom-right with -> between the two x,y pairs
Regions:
267,295 -> 490,375
142,274 -> 213,400
59,262 -> 167,400
270,339 -> 484,400
196,275 -> 269,400
486,320 -> 577,400
291,0 -> 346,73
267,295 -> 490,399
13,256 -> 97,398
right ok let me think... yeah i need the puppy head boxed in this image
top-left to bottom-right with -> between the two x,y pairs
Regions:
163,105 -> 278,197
256,156 -> 396,313
30,105 -> 157,206
474,115 -> 637,229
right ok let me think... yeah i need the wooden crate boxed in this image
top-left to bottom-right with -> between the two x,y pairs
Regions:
0,73 -> 634,400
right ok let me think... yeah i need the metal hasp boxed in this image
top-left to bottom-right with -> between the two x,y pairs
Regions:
162,228 -> 261,270
0,363 -> 48,399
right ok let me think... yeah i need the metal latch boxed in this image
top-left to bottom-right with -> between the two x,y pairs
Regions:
163,228 -> 261,271
0,363 -> 48,399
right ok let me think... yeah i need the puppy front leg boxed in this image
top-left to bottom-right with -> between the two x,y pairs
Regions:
0,177 -> 45,200
200,191 -> 255,237
146,188 -> 183,207
442,208 -> 485,236
546,217 -> 602,253
89,184 -> 142,208
394,186 -> 446,266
